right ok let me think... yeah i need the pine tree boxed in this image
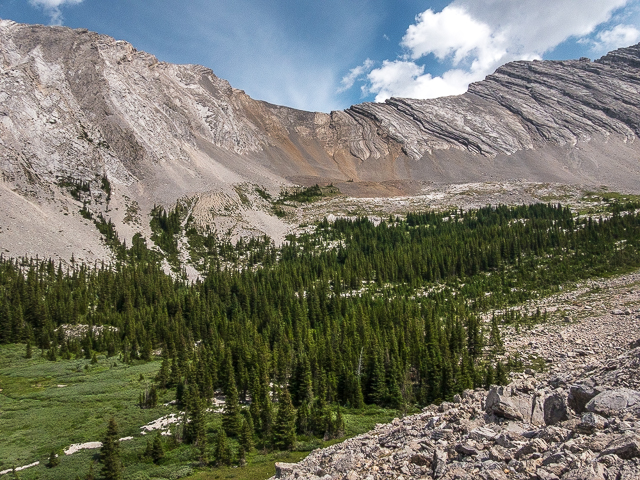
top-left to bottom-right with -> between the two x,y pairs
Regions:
99,418 -> 122,480
272,387 -> 296,450
484,364 -> 495,390
151,433 -> 164,464
221,353 -> 241,437
143,439 -> 152,459
222,378 -> 241,438
183,385 -> 206,447
213,429 -> 233,466
47,450 -> 60,468
334,404 -> 345,438
25,341 -> 32,359
495,361 -> 508,385
295,400 -> 311,436
239,417 -> 254,454
156,355 -> 170,389
85,462 -> 95,480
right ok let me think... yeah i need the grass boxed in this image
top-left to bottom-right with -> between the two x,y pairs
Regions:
186,406 -> 397,480
0,345 -> 398,480
0,344 -> 175,478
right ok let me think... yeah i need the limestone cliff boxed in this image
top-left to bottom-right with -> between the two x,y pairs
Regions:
2,19 -> 640,262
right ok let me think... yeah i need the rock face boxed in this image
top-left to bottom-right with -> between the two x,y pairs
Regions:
271,348 -> 640,480
4,20 -> 640,261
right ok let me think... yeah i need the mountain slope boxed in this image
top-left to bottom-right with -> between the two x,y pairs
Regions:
2,19 -> 640,263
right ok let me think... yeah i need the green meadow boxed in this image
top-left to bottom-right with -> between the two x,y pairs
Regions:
0,345 -> 396,480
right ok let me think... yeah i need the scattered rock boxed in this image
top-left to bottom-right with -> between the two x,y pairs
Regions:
271,282 -> 640,480
600,432 -> 640,459
568,382 -> 599,413
432,448 -> 448,478
586,388 -> 640,417
543,392 -> 568,425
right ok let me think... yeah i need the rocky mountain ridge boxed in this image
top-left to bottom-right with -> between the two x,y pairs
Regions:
2,20 -> 640,262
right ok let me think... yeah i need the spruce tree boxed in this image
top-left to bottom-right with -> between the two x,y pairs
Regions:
143,439 -> 152,459
47,450 -> 60,468
239,417 -> 254,454
85,462 -> 95,480
222,377 -> 241,438
151,433 -> 164,464
99,418 -> 122,480
272,387 -> 296,450
213,429 -> 232,466
495,361 -> 508,385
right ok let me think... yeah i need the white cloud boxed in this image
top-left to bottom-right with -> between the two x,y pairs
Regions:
338,59 -> 374,93
28,0 -> 83,25
367,61 -> 481,102
355,0 -> 633,102
590,24 -> 640,52
402,6 -> 502,66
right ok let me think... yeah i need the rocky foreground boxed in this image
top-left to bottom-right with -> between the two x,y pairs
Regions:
272,277 -> 640,480
274,348 -> 640,480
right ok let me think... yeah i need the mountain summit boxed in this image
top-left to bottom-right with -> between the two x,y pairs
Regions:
2,19 -> 640,263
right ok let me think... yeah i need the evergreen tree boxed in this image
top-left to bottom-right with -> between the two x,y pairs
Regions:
495,361 -> 508,385
47,450 -> 60,468
239,417 -> 254,454
143,439 -> 152,459
99,418 -> 122,480
295,400 -> 311,436
272,387 -> 296,450
85,462 -> 95,480
155,355 -> 170,389
484,364 -> 495,390
334,404 -> 345,438
222,366 -> 241,437
183,385 -> 206,447
213,429 -> 233,466
151,433 -> 164,464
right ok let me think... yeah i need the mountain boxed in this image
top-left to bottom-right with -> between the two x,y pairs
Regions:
2,19 -> 640,264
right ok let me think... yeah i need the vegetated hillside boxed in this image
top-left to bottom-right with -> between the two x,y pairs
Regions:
2,200 -> 640,479
3,19 -> 640,263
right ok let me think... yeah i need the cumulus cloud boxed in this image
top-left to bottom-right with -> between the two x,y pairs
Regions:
353,0 -> 633,102
29,0 -> 83,25
589,24 -> 640,52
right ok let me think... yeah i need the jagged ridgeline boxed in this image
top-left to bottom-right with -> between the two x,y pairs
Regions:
2,203 -> 640,452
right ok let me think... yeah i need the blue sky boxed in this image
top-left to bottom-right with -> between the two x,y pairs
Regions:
2,1 -> 640,113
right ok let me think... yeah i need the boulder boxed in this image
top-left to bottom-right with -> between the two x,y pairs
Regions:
568,382 -> 599,413
469,426 -> 497,442
432,448 -> 447,478
485,387 -> 524,421
576,412 -> 607,434
600,432 -> 640,459
455,442 -> 478,456
561,465 -> 605,480
543,392 -> 568,425
275,463 -> 297,479
585,388 -> 640,417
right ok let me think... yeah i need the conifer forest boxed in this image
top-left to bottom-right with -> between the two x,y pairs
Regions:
2,200 -> 640,478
